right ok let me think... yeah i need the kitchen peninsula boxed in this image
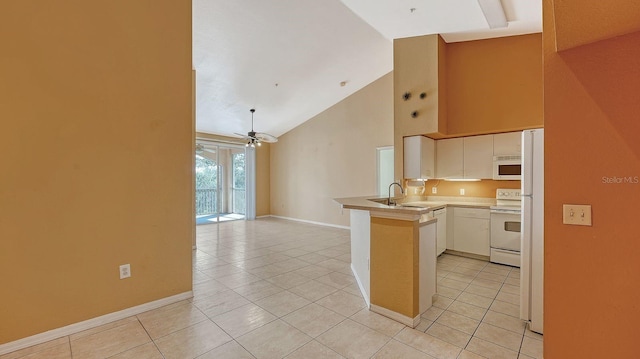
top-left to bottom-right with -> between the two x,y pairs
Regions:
334,196 -> 437,327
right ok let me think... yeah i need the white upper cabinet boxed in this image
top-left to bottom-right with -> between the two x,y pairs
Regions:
436,138 -> 463,179
463,135 -> 494,179
493,132 -> 522,156
404,136 -> 435,179
436,136 -> 493,179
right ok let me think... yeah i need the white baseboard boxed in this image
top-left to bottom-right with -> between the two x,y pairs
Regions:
370,304 -> 421,328
0,291 -> 193,356
269,215 -> 350,230
351,263 -> 370,308
256,215 -> 271,219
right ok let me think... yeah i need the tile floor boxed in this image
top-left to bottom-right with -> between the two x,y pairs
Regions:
3,218 -> 543,359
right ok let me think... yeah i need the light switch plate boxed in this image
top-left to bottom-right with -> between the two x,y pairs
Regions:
563,204 -> 592,226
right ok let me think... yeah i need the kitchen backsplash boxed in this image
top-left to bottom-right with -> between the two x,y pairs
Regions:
404,179 -> 520,199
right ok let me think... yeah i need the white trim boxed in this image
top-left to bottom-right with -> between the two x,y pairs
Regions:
270,215 -> 350,230
370,304 -> 421,328
256,215 -> 271,219
0,291 -> 193,356
351,263 -> 370,308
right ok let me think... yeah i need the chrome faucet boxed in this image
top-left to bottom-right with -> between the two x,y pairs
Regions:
388,182 -> 404,206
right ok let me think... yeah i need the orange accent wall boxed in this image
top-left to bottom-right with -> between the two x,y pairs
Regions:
553,0 -> 640,51
370,217 -> 419,318
0,1 -> 193,344
544,0 -> 640,356
445,34 -> 543,136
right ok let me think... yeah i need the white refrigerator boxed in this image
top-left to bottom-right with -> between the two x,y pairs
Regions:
520,128 -> 544,334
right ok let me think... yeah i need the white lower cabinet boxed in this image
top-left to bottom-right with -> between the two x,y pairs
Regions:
452,207 -> 490,256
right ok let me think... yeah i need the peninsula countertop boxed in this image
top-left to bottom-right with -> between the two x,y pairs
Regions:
334,195 -> 496,215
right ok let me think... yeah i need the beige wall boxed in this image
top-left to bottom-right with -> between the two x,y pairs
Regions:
195,133 -> 271,217
270,73 -> 394,227
0,1 -> 193,344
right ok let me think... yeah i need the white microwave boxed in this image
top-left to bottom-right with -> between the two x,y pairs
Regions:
493,155 -> 522,180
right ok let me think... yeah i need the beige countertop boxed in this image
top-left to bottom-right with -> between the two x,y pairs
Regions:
333,195 -> 495,215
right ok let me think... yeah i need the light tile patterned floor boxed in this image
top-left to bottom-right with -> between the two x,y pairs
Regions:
3,218 -> 543,359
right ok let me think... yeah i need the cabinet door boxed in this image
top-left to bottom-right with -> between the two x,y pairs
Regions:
463,135 -> 493,179
436,138 -> 463,179
453,217 -> 490,256
494,132 -> 522,156
404,136 -> 435,179
453,208 -> 490,256
404,136 -> 421,179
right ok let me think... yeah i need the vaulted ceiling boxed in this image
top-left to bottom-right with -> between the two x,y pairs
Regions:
193,0 -> 542,139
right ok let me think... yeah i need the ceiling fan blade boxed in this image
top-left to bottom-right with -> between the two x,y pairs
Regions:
233,132 -> 252,140
255,132 -> 278,143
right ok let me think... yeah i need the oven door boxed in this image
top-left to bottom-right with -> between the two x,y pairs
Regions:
490,210 -> 521,251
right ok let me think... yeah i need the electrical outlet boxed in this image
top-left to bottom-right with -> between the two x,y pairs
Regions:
119,264 -> 131,279
432,187 -> 437,194
460,188 -> 465,195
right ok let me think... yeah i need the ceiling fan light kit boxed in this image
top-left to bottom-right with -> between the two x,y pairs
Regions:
234,109 -> 278,148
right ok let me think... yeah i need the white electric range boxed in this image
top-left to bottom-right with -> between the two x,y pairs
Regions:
489,188 -> 522,267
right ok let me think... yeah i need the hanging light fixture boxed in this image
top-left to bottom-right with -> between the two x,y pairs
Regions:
234,108 -> 278,148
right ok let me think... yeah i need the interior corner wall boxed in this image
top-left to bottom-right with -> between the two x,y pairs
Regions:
270,72 -> 394,227
445,34 -> 543,136
543,0 -> 640,356
0,1 -> 193,344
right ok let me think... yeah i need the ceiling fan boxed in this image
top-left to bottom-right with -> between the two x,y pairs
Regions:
195,143 -> 215,155
234,109 -> 278,147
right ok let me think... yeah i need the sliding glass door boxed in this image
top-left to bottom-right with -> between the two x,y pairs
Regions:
195,141 -> 246,225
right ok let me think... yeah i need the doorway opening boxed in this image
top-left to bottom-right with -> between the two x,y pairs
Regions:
377,146 -> 394,196
195,141 -> 246,224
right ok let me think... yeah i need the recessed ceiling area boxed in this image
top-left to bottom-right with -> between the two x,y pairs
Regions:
193,0 -> 541,138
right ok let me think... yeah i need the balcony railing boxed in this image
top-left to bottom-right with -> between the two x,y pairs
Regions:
232,188 -> 245,215
195,188 -> 217,215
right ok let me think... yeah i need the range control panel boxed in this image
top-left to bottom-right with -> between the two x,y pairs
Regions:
496,189 -> 521,200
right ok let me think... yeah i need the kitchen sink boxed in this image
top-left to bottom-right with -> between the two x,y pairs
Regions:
398,204 -> 426,208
